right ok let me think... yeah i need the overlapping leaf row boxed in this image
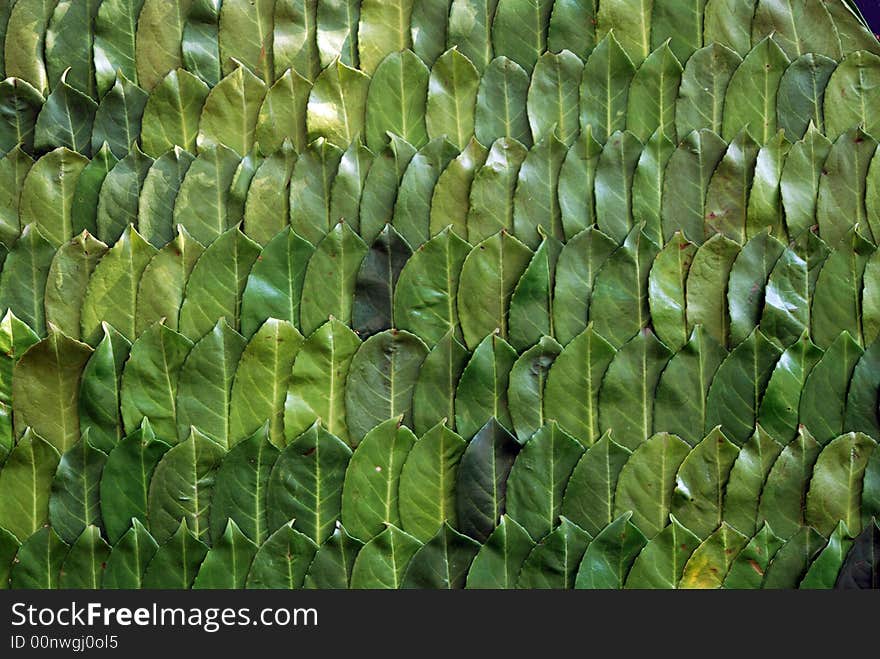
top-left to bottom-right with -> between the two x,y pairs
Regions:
1,413 -> 878,589
1,0 -> 880,589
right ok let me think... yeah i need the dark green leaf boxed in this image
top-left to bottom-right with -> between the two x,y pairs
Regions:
575,512 -> 646,589
49,437 -> 107,543
352,225 -> 413,338
465,514 -> 535,588
245,521 -> 318,588
411,329 -> 469,435
141,519 -> 209,589
401,522 -> 480,588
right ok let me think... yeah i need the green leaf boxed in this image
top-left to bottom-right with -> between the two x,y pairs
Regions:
401,522 -> 480,588
218,0 -> 274,84
135,0 -> 193,92
660,128 -> 727,242
58,525 -> 110,589
723,521 -> 785,588
527,50 -> 581,148
671,427 -> 740,538
394,228 -> 471,347
210,425 -> 278,544
33,70 -> 97,155
780,126 -> 832,240
560,432 -> 631,536
544,325 -> 616,445
551,227 -> 617,345
816,129 -> 877,246
356,0 -> 413,75
246,521 -> 318,588
758,426 -> 822,539
0,225 -> 55,334
474,56 -> 532,147
51,0 -> 101,95
19,147 -> 88,249
761,525 -> 826,588
283,319 -> 360,444
100,421 -> 171,544
0,429 -> 60,541
0,527 -> 20,589
508,235 -> 561,349
4,0 -> 55,94
425,48 -> 480,150
626,42 -> 682,143
391,137 -> 459,249
624,515 -> 701,589
140,69 -> 210,157
255,70 -> 311,156
120,322 -> 193,441
864,436 -> 880,527
728,231 -> 786,345
703,0 -> 757,57
93,0 -> 145,96
94,145 -> 152,244
299,221 -> 368,335
507,336 -> 562,442
776,54 -> 837,141
306,59 -> 369,148
398,423 -> 467,542
102,518 -> 158,588
466,138 -> 528,244
835,519 -> 880,588
517,517 -> 591,588
303,524 -> 363,588
273,0 -> 319,81
9,526 -> 69,589
175,320 -> 246,447
547,0 -> 595,59
148,428 -> 226,545
197,64 -> 268,158
135,226 -> 203,334
590,225 -> 659,348
142,519 -> 209,589
181,0 -> 222,87
289,138 -> 344,244
465,514 -> 535,588
0,312 -> 40,462
44,233 -> 107,342
0,147 -> 34,248
365,50 -> 428,153
614,432 -> 691,539
597,0 -> 651,64
341,418 -> 415,541
13,328 -> 92,453
679,522 -> 748,588
454,333 -> 517,441
491,0 -> 552,73
172,145 -> 241,245
352,225 -> 413,338
506,422 -> 583,540
411,330 -> 469,435
845,340 -> 880,438
328,139 -> 372,234
457,230 -> 532,350
703,129 -> 761,243
456,418 -> 520,542
0,78 -> 43,154
349,524 -> 421,588
824,50 -> 880,142
685,233 -> 740,348
598,329 -> 672,449
80,226 -> 156,344
558,129 -> 602,239
632,129 -> 676,246
193,519 -> 258,589
594,130 -> 644,243
653,326 -> 727,447
675,43 -> 742,138
757,332 -> 823,446
91,73 -> 148,159
447,0 -> 497,73
800,520 -> 856,589
317,0 -> 360,67
228,319 -> 302,449
49,437 -> 107,543
806,432 -> 876,535
751,0 -> 841,59
575,512 -> 647,589
178,227 -> 261,341
648,232 -> 697,351
345,330 -> 427,442
650,0 -> 706,61
745,131 -> 791,240
429,139 -> 487,238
